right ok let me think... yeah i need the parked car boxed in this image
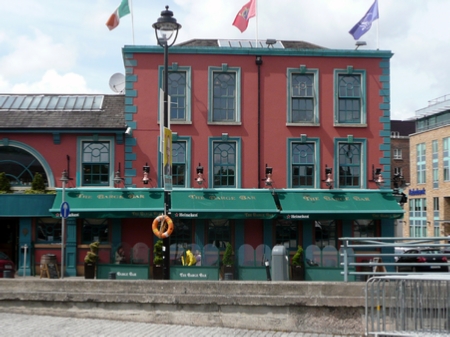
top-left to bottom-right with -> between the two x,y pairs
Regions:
396,248 -> 448,272
0,252 -> 15,278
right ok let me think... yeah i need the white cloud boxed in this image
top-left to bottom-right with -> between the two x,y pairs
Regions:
9,70 -> 91,94
0,29 -> 77,81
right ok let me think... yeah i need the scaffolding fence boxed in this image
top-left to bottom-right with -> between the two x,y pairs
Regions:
365,274 -> 450,336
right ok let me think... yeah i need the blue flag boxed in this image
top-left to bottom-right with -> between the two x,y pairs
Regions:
349,0 -> 379,40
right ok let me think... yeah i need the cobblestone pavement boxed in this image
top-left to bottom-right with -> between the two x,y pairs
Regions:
0,313 -> 361,337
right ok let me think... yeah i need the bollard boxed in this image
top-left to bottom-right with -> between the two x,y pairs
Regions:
265,260 -> 271,281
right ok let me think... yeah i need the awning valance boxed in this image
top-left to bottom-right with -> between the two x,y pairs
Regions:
50,188 -> 164,218
276,189 -> 404,220
170,189 -> 279,219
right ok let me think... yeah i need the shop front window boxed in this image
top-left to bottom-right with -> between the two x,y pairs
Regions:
353,219 -> 376,237
82,219 -> 109,243
37,218 -> 62,243
169,219 -> 192,265
207,219 -> 231,250
275,219 -> 298,251
315,220 -> 337,248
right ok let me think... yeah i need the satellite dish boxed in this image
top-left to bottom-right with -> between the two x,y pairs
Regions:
109,73 -> 125,93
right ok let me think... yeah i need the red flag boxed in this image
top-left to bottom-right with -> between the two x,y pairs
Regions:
232,0 -> 256,33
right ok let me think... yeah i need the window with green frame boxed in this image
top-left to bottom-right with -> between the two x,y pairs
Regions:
0,146 -> 48,186
37,218 -> 62,243
444,137 -> 450,181
275,220 -> 297,251
416,143 -> 426,184
212,72 -> 235,121
432,140 -> 438,189
338,143 -> 361,188
82,219 -> 109,243
208,65 -> 240,124
291,74 -> 314,123
291,142 -> 315,187
409,198 -> 427,237
172,141 -> 186,187
207,219 -> 231,250
433,197 -> 440,237
213,142 -> 236,187
337,74 -> 362,123
82,141 -> 110,186
334,67 -> 366,125
168,71 -> 187,121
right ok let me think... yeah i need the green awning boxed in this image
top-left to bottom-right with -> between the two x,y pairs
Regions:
276,189 -> 404,220
170,189 -> 279,219
50,188 -> 164,218
0,194 -> 55,217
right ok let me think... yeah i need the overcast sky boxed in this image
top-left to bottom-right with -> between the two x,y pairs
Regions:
1,0 -> 449,120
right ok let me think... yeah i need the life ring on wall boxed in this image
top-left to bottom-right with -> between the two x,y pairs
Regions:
152,215 -> 174,239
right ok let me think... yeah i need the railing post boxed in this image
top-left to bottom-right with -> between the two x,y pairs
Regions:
343,240 -> 348,282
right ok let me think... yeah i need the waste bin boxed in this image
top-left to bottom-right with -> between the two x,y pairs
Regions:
271,245 -> 289,281
108,272 -> 117,279
3,270 -> 13,278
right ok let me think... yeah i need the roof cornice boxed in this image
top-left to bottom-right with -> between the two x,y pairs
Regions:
123,44 -> 393,59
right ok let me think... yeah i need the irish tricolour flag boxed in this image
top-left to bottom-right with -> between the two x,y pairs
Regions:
106,0 -> 130,31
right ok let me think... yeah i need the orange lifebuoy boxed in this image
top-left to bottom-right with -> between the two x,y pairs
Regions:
152,215 -> 174,239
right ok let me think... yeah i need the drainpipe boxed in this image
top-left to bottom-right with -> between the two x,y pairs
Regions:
255,55 -> 263,186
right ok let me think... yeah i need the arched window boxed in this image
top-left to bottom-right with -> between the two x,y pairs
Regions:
0,146 -> 48,186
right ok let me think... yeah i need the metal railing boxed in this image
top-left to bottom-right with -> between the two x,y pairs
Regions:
365,274 -> 450,336
339,237 -> 450,282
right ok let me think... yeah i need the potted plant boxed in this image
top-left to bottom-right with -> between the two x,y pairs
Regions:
291,245 -> 305,281
84,241 -> 99,279
152,240 -> 164,280
222,242 -> 235,280
0,172 -> 11,194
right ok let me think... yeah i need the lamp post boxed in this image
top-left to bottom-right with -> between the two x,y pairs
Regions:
60,170 -> 69,279
153,6 -> 181,280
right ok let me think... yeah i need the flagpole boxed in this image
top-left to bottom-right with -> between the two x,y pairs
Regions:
129,0 -> 135,44
255,0 -> 259,47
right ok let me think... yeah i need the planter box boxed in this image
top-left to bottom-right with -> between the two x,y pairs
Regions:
152,265 -> 163,280
84,263 -> 96,279
96,264 -> 150,280
291,265 -> 305,281
170,266 -> 219,280
223,265 -> 235,280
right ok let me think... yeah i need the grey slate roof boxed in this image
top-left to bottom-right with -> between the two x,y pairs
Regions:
176,39 -> 326,50
0,94 -> 125,130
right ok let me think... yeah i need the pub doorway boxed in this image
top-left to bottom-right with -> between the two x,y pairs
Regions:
0,218 -> 19,265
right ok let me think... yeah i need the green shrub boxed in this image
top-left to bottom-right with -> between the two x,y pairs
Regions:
31,172 -> 46,191
0,172 -> 11,193
84,241 -> 100,264
153,240 -> 164,265
222,242 -> 234,266
292,245 -> 304,266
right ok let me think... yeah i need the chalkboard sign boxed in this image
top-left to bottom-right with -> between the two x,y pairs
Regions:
47,263 -> 59,279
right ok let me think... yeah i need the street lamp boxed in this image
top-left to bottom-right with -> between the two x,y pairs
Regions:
153,6 -> 181,280
152,6 -> 181,130
60,170 -> 69,279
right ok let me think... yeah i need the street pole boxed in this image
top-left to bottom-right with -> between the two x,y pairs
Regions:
153,6 -> 181,281
60,171 -> 68,279
162,39 -> 170,280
